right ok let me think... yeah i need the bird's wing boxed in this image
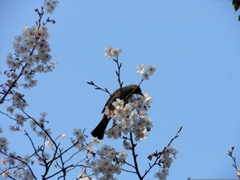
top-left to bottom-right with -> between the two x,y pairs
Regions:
101,95 -> 112,113
101,86 -> 136,113
101,87 -> 122,113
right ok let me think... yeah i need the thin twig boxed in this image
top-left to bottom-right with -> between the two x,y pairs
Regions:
22,109 -> 58,150
113,58 -> 123,91
129,132 -> 142,180
142,126 -> 182,179
121,168 -> 137,174
138,79 -> 144,87
0,5 -> 44,104
24,130 -> 42,160
51,140 -> 81,162
64,149 -> 82,164
87,81 -> 111,95
228,146 -> 238,170
0,150 -> 37,180
122,159 -> 135,169
0,63 -> 27,104
0,111 -> 17,122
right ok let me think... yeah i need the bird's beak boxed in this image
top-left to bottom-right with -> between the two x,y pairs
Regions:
140,92 -> 144,97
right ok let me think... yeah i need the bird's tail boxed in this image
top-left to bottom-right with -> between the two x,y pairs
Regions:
91,115 -> 110,140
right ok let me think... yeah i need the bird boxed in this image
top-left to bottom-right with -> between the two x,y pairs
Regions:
91,84 -> 143,140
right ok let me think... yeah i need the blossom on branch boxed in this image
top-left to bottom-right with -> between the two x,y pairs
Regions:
137,64 -> 156,81
104,46 -> 122,59
104,93 -> 153,142
43,0 -> 59,14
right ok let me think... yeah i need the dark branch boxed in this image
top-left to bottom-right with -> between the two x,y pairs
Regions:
87,81 -> 111,95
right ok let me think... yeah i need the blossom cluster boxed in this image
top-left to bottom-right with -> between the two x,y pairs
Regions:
86,145 -> 127,180
71,128 -> 87,149
1,168 -> 34,180
43,0 -> 59,14
2,5 -> 57,124
161,146 -> 178,168
154,146 -> 178,180
104,93 -> 153,142
0,128 -> 35,179
137,64 -> 156,81
104,46 -> 122,59
0,153 -> 34,179
0,2 -> 59,179
32,112 -> 52,138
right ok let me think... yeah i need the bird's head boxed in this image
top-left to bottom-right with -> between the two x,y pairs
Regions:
131,84 -> 144,97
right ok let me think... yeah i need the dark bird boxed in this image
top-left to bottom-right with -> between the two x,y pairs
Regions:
91,84 -> 143,140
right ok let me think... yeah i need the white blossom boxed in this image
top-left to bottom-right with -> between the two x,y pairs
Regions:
104,46 -> 122,59
44,0 -> 59,14
91,137 -> 100,145
141,71 -> 150,81
110,48 -> 122,58
45,140 -> 53,147
137,64 -> 156,80
112,98 -> 124,109
73,129 -> 86,143
104,46 -> 112,58
118,151 -> 128,162
137,64 -> 145,74
146,65 -> 156,75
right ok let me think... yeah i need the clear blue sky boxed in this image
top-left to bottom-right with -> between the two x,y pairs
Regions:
0,1 -> 240,180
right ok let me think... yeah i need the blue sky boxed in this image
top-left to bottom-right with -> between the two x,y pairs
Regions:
0,0 -> 240,180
